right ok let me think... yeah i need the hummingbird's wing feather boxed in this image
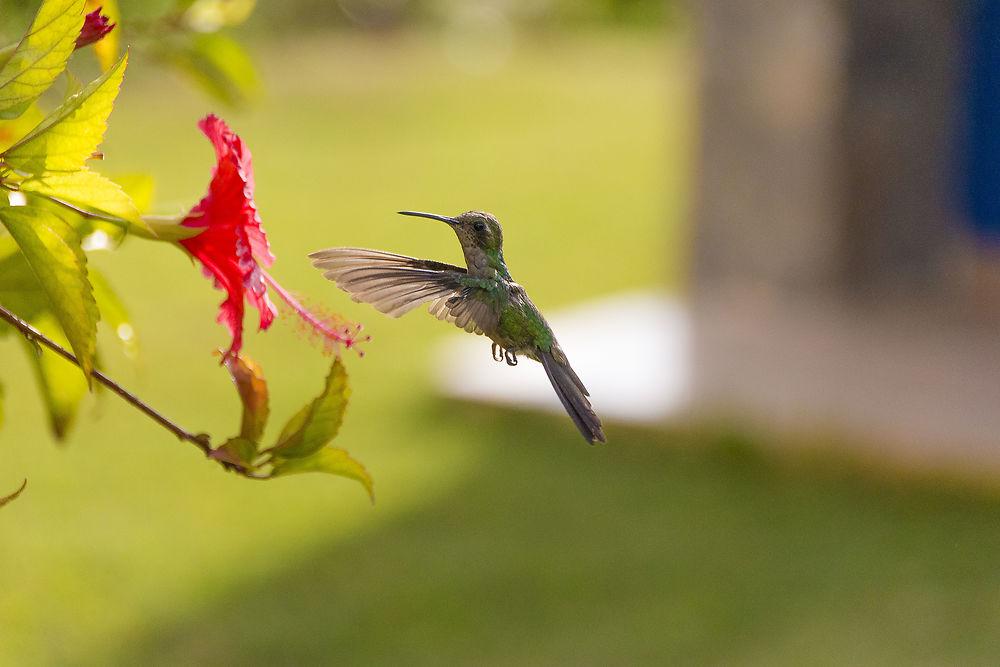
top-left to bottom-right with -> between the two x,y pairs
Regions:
426,292 -> 498,335
540,349 -> 606,445
309,247 -> 467,274
310,248 -> 467,318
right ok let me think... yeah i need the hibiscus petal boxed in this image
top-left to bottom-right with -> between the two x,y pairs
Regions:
197,114 -> 274,267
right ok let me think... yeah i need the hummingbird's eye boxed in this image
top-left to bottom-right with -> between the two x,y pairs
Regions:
473,221 -> 487,233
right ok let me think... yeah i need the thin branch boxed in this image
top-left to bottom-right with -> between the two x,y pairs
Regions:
0,302 -> 213,457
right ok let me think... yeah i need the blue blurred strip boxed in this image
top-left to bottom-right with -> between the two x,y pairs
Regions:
963,0 -> 1000,242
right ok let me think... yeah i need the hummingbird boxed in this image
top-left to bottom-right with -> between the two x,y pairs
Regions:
309,210 -> 606,444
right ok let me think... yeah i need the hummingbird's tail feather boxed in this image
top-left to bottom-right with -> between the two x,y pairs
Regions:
310,248 -> 466,318
539,350 -> 606,445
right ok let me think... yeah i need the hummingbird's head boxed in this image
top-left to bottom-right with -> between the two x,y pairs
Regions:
397,210 -> 503,252
450,211 -> 504,252
398,210 -> 507,277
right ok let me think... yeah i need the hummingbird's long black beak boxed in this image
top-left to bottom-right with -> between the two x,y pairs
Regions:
397,210 -> 459,226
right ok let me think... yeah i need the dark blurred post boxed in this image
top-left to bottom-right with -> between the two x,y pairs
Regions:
690,1 -> 1000,471
696,0 -> 843,296
840,2 -> 970,296
695,1 -> 977,298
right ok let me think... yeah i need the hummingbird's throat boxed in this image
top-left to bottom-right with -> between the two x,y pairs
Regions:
464,246 -> 510,279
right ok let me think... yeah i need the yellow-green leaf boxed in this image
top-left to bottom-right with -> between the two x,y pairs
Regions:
22,312 -> 88,439
0,205 -> 98,382
270,358 -> 349,459
0,103 -> 44,152
0,0 -> 85,119
4,52 -> 127,174
0,235 -> 47,323
19,168 -> 145,228
0,479 -> 27,509
223,353 -> 269,443
270,447 -> 373,501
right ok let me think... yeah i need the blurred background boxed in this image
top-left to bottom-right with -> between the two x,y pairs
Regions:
2,0 -> 1000,664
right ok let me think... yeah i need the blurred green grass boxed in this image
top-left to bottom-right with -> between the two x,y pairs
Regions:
1,26 -> 999,666
119,414 -> 1000,665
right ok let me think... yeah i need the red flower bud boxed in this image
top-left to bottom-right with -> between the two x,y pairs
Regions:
76,8 -> 115,50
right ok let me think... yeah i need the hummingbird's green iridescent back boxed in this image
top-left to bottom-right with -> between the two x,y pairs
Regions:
310,211 -> 605,444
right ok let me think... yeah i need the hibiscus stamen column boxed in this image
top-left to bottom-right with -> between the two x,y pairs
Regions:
261,270 -> 367,355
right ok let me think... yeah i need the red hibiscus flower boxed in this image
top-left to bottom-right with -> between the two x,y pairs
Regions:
179,115 -> 365,358
76,8 -> 115,49
179,114 -> 277,358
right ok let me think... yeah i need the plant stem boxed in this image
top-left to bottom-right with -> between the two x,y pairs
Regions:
0,302 -> 212,456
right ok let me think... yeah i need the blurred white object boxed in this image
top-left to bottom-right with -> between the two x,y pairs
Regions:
433,291 -> 691,421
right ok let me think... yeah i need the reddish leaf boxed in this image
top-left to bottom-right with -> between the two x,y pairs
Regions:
211,437 -> 257,468
223,353 -> 269,443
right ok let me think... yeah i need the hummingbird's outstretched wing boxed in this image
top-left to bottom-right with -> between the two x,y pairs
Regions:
310,248 -> 500,335
310,248 -> 467,318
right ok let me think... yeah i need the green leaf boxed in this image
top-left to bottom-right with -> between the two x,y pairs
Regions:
0,479 -> 27,509
19,168 -> 144,227
3,52 -> 127,174
90,267 -> 137,357
0,0 -> 86,119
274,403 -> 309,450
22,312 -> 87,439
0,236 -> 47,325
183,0 -> 258,30
167,33 -> 260,107
269,358 -> 349,459
0,236 -> 131,355
270,447 -> 374,501
223,353 -> 269,443
0,205 -> 98,382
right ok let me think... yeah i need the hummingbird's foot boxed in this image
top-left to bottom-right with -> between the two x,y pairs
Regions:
490,342 -> 518,366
